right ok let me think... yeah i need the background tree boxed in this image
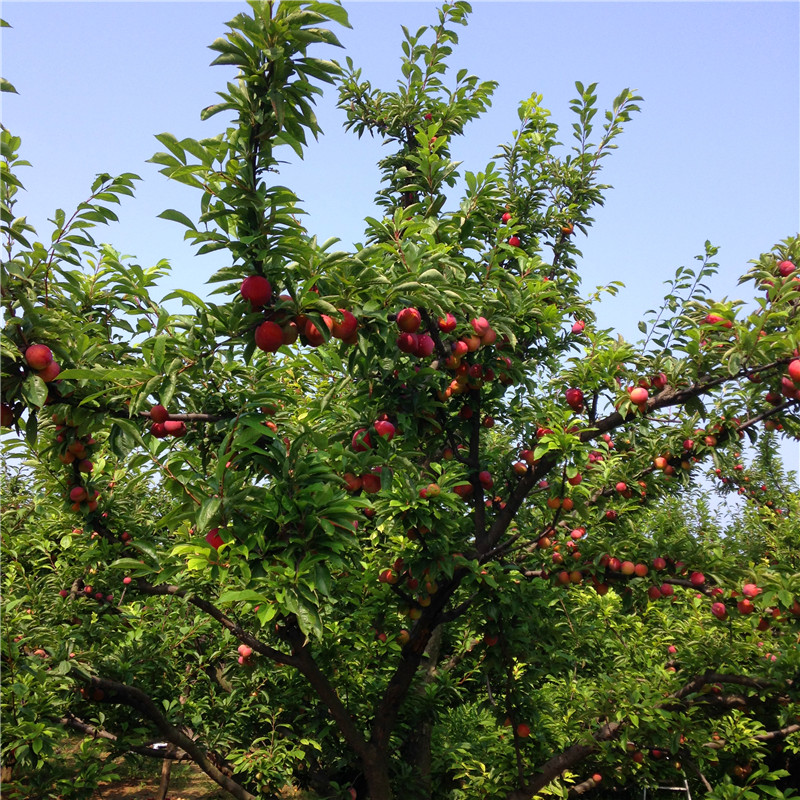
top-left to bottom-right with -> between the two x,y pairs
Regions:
2,2 -> 799,799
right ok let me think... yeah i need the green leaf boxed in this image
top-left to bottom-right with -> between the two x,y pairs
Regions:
313,3 -> 352,28
161,289 -> 208,311
295,602 -> 323,639
55,368 -> 105,381
21,375 -> 48,408
109,558 -> 154,572
197,497 -> 221,533
217,589 -> 264,604
25,411 -> 38,445
154,132 -> 187,164
158,208 -> 197,230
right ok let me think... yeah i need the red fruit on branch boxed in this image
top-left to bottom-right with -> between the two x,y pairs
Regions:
397,307 -> 422,333
374,420 -> 396,440
414,334 -> 435,358
25,344 -> 53,371
240,275 -> 272,307
508,235 -> 521,247
565,388 -> 584,411
281,321 -> 299,345
255,321 -> 284,353
629,387 -> 649,405
361,473 -> 381,494
780,376 -> 799,399
305,316 -> 332,346
571,320 -> 585,334
69,486 -> 87,503
711,602 -> 728,620
778,260 -> 795,277
0,403 -> 14,427
378,568 -> 398,584
331,310 -> 358,340
651,372 -> 668,390
163,420 -> 186,437
470,316 -> 490,337
343,473 -> 362,492
150,404 -> 169,423
397,332 -> 419,354
689,571 -> 705,586
351,428 -> 373,452
463,334 -> 481,352
438,312 -> 457,332
205,528 -> 224,549
38,361 -> 61,382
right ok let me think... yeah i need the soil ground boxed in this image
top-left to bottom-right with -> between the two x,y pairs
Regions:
88,765 -> 311,800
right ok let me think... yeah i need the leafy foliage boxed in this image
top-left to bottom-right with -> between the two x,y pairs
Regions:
2,2 -> 800,799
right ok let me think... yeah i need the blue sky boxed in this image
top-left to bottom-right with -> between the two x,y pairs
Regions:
3,0 -> 799,472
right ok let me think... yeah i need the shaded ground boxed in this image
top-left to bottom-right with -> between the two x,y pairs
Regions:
5,737 -> 315,800
90,761 -> 231,800
89,764 -> 312,800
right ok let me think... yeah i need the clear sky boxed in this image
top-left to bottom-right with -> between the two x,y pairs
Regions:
2,0 -> 799,473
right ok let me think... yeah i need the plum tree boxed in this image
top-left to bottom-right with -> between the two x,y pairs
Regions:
2,2 -> 799,799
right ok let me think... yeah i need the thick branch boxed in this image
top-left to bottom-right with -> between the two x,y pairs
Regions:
567,774 -> 603,797
506,668 -> 792,800
372,574 -> 467,752
671,671 -> 780,701
58,713 -> 189,760
135,580 -> 296,666
76,674 -> 255,800
136,581 -> 370,770
487,359 -> 792,554
506,722 -> 622,800
281,620 -> 371,761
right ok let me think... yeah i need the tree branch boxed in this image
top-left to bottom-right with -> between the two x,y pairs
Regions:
73,673 -> 255,800
134,581 -> 372,771
58,712 -> 190,760
506,721 -> 622,800
135,579 -> 296,667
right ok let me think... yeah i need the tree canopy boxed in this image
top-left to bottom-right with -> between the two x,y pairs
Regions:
2,2 -> 799,799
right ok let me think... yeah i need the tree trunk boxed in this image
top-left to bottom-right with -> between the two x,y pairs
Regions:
155,755 -> 172,800
362,748 -> 394,800
401,720 -> 433,799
